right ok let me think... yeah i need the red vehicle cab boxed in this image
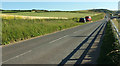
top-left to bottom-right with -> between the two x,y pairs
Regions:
85,16 -> 92,21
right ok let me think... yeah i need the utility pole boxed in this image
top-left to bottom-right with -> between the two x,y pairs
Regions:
118,1 -> 120,11
118,1 -> 120,17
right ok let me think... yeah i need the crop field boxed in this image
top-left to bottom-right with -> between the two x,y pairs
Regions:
2,12 -> 104,45
3,12 -> 99,18
1,14 -> 68,19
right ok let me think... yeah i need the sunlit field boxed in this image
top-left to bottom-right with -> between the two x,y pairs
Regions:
3,11 -> 99,18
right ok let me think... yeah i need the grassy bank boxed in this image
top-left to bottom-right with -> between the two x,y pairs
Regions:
91,13 -> 105,22
2,19 -> 85,45
2,13 -> 104,45
97,21 -> 120,64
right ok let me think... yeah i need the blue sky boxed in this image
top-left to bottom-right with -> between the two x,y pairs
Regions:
2,2 -> 118,11
2,0 -> 119,2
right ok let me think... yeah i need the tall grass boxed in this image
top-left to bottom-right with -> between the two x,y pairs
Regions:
2,19 -> 84,44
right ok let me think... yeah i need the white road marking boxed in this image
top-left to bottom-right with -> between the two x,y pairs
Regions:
49,35 -> 69,43
74,31 -> 78,33
73,30 -> 88,33
2,50 -> 32,63
74,30 -> 82,33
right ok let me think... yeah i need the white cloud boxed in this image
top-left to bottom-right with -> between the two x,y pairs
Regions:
2,0 -> 120,2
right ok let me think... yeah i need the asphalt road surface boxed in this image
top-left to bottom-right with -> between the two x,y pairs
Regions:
2,19 -> 107,65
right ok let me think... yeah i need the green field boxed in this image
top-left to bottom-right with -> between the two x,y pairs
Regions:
2,12 -> 104,45
3,12 -> 98,18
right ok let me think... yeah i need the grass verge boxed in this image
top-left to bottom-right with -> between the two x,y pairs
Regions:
97,21 -> 120,65
2,19 -> 85,45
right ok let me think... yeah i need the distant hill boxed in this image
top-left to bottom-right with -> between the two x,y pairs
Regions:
90,9 -> 114,13
1,9 -> 115,14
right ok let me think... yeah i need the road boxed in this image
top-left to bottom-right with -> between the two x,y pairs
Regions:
2,19 -> 106,65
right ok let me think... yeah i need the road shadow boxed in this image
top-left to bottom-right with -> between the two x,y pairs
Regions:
58,22 -> 105,66
81,34 -> 104,64
81,23 -> 106,64
71,36 -> 95,38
